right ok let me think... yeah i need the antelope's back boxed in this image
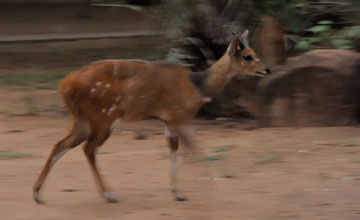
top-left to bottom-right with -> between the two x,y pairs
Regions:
60,60 -> 203,122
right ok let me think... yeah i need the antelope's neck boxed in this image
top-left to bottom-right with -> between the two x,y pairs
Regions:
203,54 -> 233,97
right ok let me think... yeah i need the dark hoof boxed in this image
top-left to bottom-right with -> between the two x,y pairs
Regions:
103,192 -> 119,203
105,197 -> 119,203
175,196 -> 188,201
33,190 -> 44,204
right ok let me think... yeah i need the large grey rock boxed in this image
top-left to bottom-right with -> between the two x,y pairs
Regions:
256,50 -> 360,126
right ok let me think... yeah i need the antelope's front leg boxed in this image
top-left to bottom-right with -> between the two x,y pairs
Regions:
165,126 -> 188,201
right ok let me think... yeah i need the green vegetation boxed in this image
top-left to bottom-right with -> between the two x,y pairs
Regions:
155,0 -> 360,69
252,151 -> 282,164
296,21 -> 360,51
97,151 -> 114,154
211,145 -> 236,153
43,104 -> 64,113
86,1 -> 360,71
22,93 -> 38,115
0,152 -> 33,159
351,157 -> 360,163
201,154 -> 225,162
0,110 -> 13,118
91,0 -> 145,11
218,167 -> 234,178
343,140 -> 358,147
0,72 -> 69,90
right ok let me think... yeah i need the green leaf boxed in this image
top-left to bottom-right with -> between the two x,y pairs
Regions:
318,20 -> 334,25
223,22 -> 239,31
0,152 -> 33,159
307,25 -> 331,34
342,26 -> 360,38
295,40 -> 313,51
331,39 -> 354,49
304,37 -> 322,44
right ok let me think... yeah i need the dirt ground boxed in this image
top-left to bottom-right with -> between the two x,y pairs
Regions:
1,89 -> 360,220
1,4 -> 360,220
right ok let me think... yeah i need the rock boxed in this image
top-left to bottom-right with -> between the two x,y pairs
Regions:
256,49 -> 360,126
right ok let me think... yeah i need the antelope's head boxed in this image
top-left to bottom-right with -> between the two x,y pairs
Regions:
227,30 -> 270,77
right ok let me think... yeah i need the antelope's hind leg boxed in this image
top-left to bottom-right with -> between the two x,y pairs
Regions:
33,119 -> 89,204
83,127 -> 118,203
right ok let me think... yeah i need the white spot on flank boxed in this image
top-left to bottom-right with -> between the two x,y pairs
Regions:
96,82 -> 103,86
107,104 -> 117,116
105,84 -> 111,88
101,108 -> 106,113
255,58 -> 260,62
115,96 -> 121,103
90,88 -> 96,93
202,97 -> 212,103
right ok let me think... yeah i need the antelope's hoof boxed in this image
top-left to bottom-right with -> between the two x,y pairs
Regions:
103,192 -> 119,203
174,195 -> 188,201
171,188 -> 188,201
33,190 -> 44,204
106,197 -> 119,203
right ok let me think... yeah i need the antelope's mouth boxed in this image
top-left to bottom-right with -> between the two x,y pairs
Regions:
255,71 -> 268,77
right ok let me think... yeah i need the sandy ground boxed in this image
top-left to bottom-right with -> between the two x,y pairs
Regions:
1,90 -> 360,220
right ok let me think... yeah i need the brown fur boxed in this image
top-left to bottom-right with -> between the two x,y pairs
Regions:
33,32 -> 268,203
61,60 -> 203,124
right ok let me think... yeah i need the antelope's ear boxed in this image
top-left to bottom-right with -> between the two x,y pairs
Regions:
240,29 -> 249,48
227,37 -> 241,57
242,29 -> 249,40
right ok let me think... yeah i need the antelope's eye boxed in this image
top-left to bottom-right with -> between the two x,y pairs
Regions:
243,54 -> 253,61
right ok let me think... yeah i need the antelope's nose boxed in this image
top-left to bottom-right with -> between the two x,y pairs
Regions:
265,68 -> 270,74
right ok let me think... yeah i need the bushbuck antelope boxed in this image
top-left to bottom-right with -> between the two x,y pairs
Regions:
33,30 -> 269,204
